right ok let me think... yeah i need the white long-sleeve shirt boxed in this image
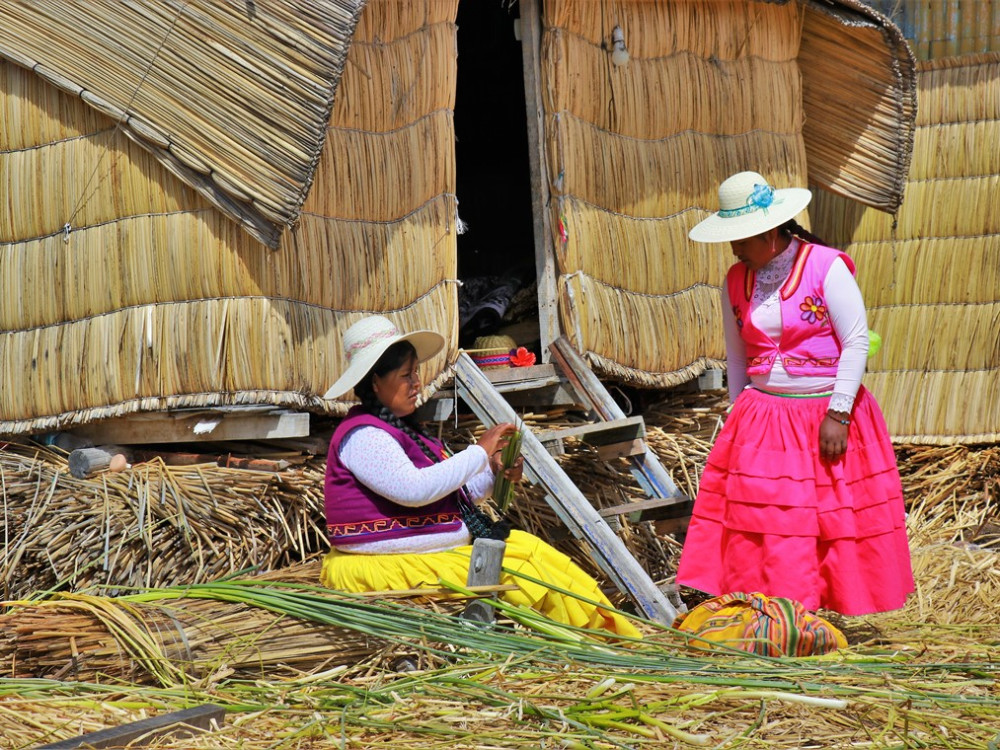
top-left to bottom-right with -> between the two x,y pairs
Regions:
334,425 -> 495,553
722,239 -> 869,414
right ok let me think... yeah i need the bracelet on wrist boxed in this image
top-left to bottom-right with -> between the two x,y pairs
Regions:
826,412 -> 850,426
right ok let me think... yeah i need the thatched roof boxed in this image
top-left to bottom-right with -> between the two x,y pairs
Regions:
0,0 -> 364,248
800,0 -> 917,212
0,0 -> 459,437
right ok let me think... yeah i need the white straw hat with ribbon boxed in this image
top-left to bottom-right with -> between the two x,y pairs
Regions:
689,171 -> 812,243
323,315 -> 445,400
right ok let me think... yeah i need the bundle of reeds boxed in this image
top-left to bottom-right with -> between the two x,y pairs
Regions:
811,54 -> 1000,443
0,442 -> 330,601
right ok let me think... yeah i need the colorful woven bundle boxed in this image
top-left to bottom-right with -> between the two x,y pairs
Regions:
672,592 -> 847,657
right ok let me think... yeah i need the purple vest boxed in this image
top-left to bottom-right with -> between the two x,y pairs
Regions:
727,243 -> 857,377
323,407 -> 463,547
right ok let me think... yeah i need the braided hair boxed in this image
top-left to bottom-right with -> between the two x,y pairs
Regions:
354,340 -> 440,464
354,341 -> 509,540
779,219 -> 828,247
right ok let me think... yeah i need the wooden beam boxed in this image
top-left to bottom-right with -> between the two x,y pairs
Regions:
519,0 -> 560,362
38,704 -> 225,749
533,416 -> 645,446
71,408 -> 310,445
454,352 -> 677,624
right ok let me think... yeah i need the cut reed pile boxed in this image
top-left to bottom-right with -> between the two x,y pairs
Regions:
1,393 -> 998,747
0,442 -> 330,601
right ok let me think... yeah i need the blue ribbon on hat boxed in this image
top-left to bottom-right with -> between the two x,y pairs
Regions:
718,183 -> 781,218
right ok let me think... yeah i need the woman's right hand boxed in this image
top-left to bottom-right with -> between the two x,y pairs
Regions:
476,422 -> 516,460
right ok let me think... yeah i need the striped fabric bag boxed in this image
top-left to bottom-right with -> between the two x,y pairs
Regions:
672,592 -> 847,657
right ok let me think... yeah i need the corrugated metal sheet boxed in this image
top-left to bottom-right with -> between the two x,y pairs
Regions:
869,0 -> 1000,60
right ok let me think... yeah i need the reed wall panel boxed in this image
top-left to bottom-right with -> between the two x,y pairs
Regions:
0,0 -> 364,246
0,0 -> 460,434
557,197 -> 730,295
307,111 -> 456,221
559,274 -> 725,388
545,1 -> 802,60
544,33 -> 802,139
800,4 -> 915,211
811,55 -> 1000,443
331,20 -> 457,132
542,0 -> 806,386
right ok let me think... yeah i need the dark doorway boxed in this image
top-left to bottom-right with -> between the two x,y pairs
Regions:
454,0 -> 537,349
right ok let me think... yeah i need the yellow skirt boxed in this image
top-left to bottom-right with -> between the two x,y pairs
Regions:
320,529 -> 640,638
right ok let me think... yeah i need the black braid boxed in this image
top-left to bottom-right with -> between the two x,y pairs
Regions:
780,219 -> 828,247
354,341 -> 510,541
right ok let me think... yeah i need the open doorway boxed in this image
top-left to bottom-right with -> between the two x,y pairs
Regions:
454,0 -> 539,356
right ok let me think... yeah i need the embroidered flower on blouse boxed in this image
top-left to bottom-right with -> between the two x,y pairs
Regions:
732,304 -> 744,330
799,295 -> 828,324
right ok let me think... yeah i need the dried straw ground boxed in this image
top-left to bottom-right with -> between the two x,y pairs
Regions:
1,392 -> 998,749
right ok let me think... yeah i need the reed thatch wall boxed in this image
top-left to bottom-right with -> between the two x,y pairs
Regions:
810,53 -> 1000,444
0,0 -> 459,436
0,0 -> 364,248
540,0 -> 914,389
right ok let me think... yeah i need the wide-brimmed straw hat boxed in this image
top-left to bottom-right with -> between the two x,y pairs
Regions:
323,315 -> 445,400
689,171 -> 812,243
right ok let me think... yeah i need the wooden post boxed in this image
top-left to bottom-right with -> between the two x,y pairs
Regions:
519,0 -> 560,362
461,537 -> 506,624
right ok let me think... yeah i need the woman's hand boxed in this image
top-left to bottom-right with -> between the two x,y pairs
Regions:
476,422 -> 516,460
819,411 -> 850,462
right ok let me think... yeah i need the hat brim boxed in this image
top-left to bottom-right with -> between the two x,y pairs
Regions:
689,187 -> 812,243
322,329 -> 445,400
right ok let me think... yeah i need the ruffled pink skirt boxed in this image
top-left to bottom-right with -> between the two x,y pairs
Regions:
676,386 -> 914,615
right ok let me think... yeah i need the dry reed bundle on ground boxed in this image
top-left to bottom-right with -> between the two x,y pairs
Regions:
1,393 -> 999,748
0,442 -> 329,602
811,53 -> 1000,443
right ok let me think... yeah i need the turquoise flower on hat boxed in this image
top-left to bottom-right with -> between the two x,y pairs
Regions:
750,183 -> 774,211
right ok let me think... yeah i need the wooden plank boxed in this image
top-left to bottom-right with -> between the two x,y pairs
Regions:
519,0 -> 560,362
599,497 -> 693,522
72,409 -> 310,445
595,438 -> 646,461
38,704 -> 225,749
454,353 -> 677,624
533,416 -> 645,446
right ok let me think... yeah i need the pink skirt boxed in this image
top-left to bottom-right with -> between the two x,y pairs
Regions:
676,386 -> 914,615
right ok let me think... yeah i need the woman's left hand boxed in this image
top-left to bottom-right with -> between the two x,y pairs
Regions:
489,451 -> 524,482
819,411 -> 850,462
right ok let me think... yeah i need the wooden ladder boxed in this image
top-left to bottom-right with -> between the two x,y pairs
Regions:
453,338 -> 688,625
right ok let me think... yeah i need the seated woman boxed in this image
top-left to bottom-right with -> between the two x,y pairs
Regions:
320,315 -> 639,638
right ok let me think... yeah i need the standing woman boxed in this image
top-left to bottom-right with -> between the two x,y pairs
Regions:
676,171 -> 914,615
320,315 -> 639,637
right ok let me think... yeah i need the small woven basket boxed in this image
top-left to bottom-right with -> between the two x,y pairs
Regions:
469,335 -> 516,370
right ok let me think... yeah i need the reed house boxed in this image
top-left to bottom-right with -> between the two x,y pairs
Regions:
0,0 -> 995,445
